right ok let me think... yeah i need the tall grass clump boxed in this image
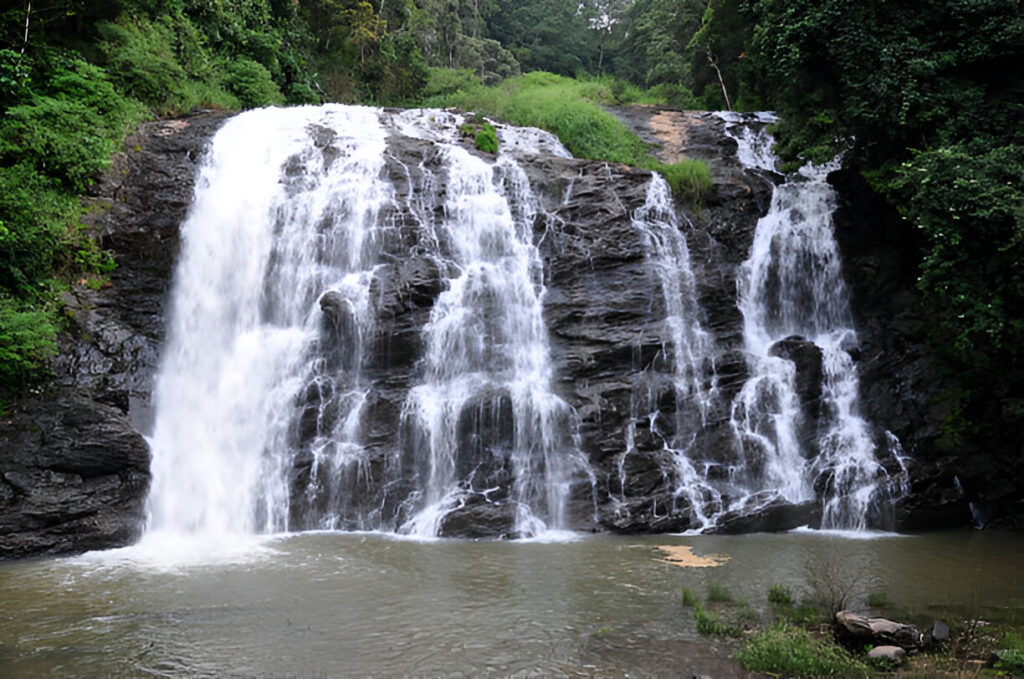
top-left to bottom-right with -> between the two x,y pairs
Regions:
736,623 -> 870,677
443,72 -> 712,204
693,602 -> 743,638
706,581 -> 733,603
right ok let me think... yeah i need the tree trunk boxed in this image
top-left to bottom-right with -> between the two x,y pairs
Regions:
705,45 -> 731,111
21,1 -> 31,55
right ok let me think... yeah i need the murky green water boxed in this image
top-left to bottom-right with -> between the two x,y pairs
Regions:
1,530 -> 1020,676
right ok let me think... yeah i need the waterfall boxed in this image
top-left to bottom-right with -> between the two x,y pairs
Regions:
627,175 -> 723,529
720,112 -> 905,530
144,105 -> 591,542
141,103 -> 907,547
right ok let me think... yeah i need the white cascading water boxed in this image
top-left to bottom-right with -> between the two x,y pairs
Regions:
145,107 -> 386,544
627,175 -> 723,529
144,105 -> 590,544
720,112 -> 900,530
396,120 -> 590,537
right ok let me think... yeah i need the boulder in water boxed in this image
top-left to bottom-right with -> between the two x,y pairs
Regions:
713,496 -> 822,534
437,493 -> 517,539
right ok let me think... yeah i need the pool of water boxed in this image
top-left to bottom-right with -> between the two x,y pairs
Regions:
1,530 -> 1020,676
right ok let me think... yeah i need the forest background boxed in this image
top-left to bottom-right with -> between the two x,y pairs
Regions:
0,0 -> 1021,470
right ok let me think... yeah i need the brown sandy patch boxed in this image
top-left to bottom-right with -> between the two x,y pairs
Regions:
655,544 -> 730,568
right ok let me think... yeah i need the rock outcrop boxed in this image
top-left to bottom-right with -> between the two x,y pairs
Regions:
1,112 -> 232,558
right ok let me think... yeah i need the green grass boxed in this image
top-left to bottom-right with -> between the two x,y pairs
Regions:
694,602 -> 743,638
768,584 -> 794,606
441,72 -> 712,204
682,587 -> 699,607
707,581 -> 733,603
736,622 -> 870,677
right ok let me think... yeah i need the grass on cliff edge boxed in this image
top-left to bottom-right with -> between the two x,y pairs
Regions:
437,71 -> 712,205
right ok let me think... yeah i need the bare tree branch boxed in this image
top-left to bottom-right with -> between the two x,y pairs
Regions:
21,1 -> 32,56
705,44 -> 731,111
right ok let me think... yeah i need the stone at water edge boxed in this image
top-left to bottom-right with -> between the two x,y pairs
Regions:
868,645 -> 907,666
926,619 -> 951,647
836,610 -> 922,650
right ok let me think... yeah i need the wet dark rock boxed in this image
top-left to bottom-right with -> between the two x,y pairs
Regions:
768,336 -> 825,428
438,493 -> 518,539
0,393 -> 150,558
3,112 -> 229,559
713,497 -> 822,534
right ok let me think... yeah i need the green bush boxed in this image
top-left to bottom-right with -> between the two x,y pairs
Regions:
286,82 -> 320,105
682,587 -> 699,607
736,622 -> 869,677
97,16 -> 191,108
994,633 -> 1024,674
0,164 -> 76,296
0,297 -> 58,392
658,160 -> 712,205
694,602 -> 743,638
0,55 -> 145,194
223,57 -> 284,109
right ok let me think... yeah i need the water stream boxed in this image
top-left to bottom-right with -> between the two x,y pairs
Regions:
720,112 -> 907,530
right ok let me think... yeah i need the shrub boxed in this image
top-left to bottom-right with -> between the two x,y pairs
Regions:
994,633 -> 1024,674
97,16 -> 190,109
0,297 -> 58,392
694,602 -> 743,638
223,58 -> 284,109
0,164 -> 76,295
682,587 -> 699,607
657,160 -> 713,205
736,622 -> 870,677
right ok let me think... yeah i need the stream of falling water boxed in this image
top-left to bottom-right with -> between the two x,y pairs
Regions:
720,112 -> 907,530
144,105 -> 590,546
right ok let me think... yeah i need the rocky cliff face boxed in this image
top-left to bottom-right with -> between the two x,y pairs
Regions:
0,113 -> 231,558
2,105 -> 1000,558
